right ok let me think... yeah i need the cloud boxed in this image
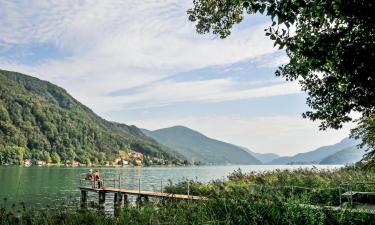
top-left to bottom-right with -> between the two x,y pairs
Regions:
0,0 -> 281,115
94,78 -> 301,112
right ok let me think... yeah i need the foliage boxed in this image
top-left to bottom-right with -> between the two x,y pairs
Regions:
50,151 -> 61,164
0,146 -> 25,165
187,0 -> 375,131
166,167 -> 375,206
2,188 -> 375,224
0,70 -> 183,165
351,114 -> 375,168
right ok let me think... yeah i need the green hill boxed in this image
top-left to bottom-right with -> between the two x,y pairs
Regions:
142,126 -> 261,165
0,69 -> 182,165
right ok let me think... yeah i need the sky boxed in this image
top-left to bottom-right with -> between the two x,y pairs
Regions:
0,0 -> 354,156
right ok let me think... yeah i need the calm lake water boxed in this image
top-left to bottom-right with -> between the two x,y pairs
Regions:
0,165 -> 342,211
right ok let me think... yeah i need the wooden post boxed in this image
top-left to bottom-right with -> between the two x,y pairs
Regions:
123,194 -> 129,206
187,181 -> 190,196
349,184 -> 353,207
339,186 -> 342,207
114,192 -> 123,207
119,174 -> 121,189
80,190 -> 87,205
138,178 -> 141,201
137,195 -> 142,203
99,190 -> 106,205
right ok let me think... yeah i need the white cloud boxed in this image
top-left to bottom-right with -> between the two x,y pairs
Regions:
0,0 -> 282,115
91,78 -> 301,113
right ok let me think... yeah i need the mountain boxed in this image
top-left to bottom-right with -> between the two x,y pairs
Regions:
142,126 -> 261,165
245,150 -> 280,164
0,69 -> 182,165
319,146 -> 366,165
270,138 -> 361,164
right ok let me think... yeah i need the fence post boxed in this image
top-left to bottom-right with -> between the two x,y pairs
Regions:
139,178 -> 141,196
80,190 -> 87,206
119,173 -> 121,189
339,186 -> 342,207
349,183 -> 353,206
161,180 -> 163,193
187,181 -> 190,196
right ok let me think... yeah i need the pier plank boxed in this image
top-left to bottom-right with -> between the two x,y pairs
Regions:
79,186 -> 203,200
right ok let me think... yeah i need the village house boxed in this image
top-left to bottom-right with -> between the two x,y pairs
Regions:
130,150 -> 144,161
24,159 -> 32,167
113,157 -> 122,165
113,150 -> 144,166
66,160 -> 79,167
36,160 -> 46,166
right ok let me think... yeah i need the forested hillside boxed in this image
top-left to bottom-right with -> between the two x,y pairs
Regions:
143,126 -> 261,165
0,70 -> 181,165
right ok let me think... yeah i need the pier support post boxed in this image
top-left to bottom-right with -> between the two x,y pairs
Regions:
99,190 -> 106,206
114,193 -> 123,207
80,190 -> 87,206
123,194 -> 129,206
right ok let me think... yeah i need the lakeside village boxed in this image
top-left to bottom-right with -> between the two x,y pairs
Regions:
21,150 -> 187,167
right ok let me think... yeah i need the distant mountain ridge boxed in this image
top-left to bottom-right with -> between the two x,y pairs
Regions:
240,147 -> 280,164
142,126 -> 261,165
319,146 -> 366,165
270,138 -> 362,165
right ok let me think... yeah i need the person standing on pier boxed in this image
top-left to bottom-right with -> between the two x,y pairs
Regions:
85,169 -> 95,188
94,169 -> 103,188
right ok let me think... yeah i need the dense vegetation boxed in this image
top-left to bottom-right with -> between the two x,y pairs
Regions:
187,0 -> 375,167
0,70 -> 183,165
143,126 -> 261,165
166,167 -> 375,207
352,115 -> 375,168
2,167 -> 375,224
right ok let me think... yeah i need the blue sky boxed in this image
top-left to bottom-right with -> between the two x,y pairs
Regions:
0,0 -> 354,155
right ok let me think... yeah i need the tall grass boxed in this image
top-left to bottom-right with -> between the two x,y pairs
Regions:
165,166 -> 375,206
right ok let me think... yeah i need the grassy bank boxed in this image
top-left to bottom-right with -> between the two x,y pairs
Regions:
2,166 -> 375,225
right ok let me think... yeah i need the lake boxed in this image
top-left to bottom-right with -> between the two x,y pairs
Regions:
0,165 -> 342,211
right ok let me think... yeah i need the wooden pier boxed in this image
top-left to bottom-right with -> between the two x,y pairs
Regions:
79,173 -> 203,207
80,186 -> 202,205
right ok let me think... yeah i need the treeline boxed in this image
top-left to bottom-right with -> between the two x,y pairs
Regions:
0,70 -> 183,165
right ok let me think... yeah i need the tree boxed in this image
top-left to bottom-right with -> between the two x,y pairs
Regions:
67,148 -> 76,163
351,115 -> 375,168
51,151 -> 61,164
187,0 -> 375,130
42,151 -> 51,164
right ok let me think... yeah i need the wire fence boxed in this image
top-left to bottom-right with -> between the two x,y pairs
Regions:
79,172 -> 375,207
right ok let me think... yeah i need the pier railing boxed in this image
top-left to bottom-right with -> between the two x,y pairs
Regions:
79,172 -> 121,189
